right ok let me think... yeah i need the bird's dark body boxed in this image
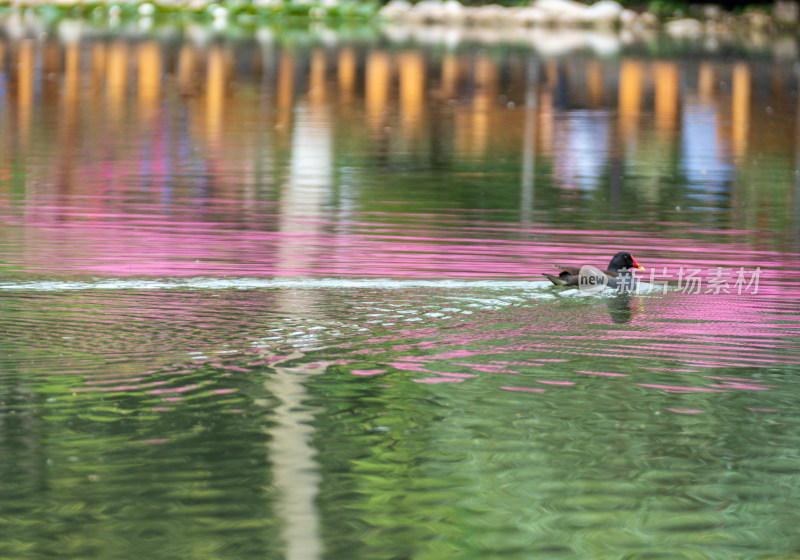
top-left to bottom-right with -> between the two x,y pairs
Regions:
543,252 -> 644,291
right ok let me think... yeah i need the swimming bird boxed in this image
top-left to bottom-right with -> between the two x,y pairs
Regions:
543,251 -> 645,290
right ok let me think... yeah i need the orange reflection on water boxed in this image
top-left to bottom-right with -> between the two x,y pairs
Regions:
586,60 -> 605,107
64,42 -> 80,105
337,46 -> 356,103
106,41 -> 129,122
654,61 -> 680,137
206,44 -> 228,146
277,49 -> 294,127
732,62 -> 751,162
618,59 -> 643,140
698,62 -> 715,101
440,52 -> 459,100
60,41 -> 81,196
399,50 -> 425,137
137,41 -> 161,121
309,48 -> 327,106
456,53 -> 498,157
15,40 -> 33,147
90,42 -> 107,96
177,44 -> 199,96
365,49 -> 390,130
1,33 -> 798,244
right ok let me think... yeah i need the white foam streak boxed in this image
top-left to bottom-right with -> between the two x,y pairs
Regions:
0,277 -> 663,295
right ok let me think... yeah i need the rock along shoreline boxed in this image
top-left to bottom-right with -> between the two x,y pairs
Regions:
1,0 -> 797,40
380,0 -> 798,37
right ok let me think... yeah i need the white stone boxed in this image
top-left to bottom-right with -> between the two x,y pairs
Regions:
774,35 -> 798,58
533,0 -> 589,24
460,6 -> 479,21
744,11 -> 772,29
57,19 -> 83,44
211,5 -> 228,19
472,4 -> 508,24
516,6 -> 547,25
584,0 -> 623,25
380,0 -> 412,19
774,0 -> 799,23
665,17 -> 703,37
702,4 -> 722,20
619,8 -> 637,26
138,2 -> 156,16
637,11 -> 659,27
442,0 -> 464,20
529,28 -> 590,55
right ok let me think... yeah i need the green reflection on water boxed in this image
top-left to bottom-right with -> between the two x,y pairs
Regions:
1,365 -> 281,558
0,287 -> 799,559
0,15 -> 800,559
309,354 -> 800,559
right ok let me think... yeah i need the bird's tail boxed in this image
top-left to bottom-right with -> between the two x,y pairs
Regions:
543,273 -> 567,286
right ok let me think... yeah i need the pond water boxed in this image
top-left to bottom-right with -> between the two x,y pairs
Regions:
1,19 -> 800,560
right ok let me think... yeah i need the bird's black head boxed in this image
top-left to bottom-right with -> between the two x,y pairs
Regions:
608,251 -> 645,274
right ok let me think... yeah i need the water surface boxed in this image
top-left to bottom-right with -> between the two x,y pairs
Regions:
1,20 -> 800,560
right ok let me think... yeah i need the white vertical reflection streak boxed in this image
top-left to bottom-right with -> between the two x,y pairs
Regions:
267,101 -> 331,560
794,65 -> 800,235
265,357 -> 324,560
520,56 -> 538,226
276,103 -> 332,277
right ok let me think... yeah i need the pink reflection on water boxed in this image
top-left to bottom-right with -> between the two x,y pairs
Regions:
705,375 -> 768,383
9,204 -> 798,302
429,350 -> 488,359
641,367 -> 700,373
13,199 -> 798,412
492,359 -> 568,365
149,384 -> 199,395
500,386 -> 547,392
706,382 -> 772,391
75,384 -> 141,392
452,363 -> 518,373
666,408 -> 705,414
85,377 -> 145,385
632,343 -> 799,365
388,362 -> 430,372
351,369 -> 386,376
216,365 -> 251,373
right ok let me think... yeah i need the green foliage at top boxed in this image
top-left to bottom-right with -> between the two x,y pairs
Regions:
0,0 -> 382,21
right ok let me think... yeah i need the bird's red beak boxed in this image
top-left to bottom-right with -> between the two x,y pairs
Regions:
632,256 -> 645,271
